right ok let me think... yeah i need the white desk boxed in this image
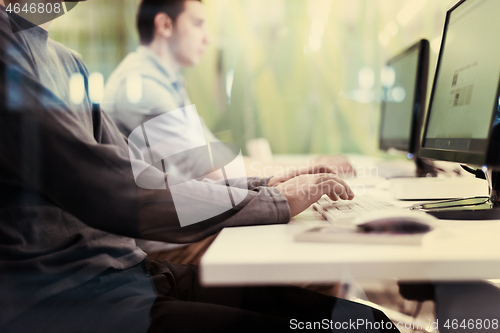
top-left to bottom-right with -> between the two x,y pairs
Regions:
201,188 -> 500,286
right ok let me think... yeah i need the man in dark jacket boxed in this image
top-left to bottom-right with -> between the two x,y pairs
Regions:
0,2 -> 398,332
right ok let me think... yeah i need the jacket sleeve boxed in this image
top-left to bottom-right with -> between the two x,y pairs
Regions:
201,176 -> 272,190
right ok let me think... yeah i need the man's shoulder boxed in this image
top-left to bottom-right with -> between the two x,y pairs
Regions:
48,38 -> 87,72
104,48 -> 179,108
111,48 -> 177,86
49,38 -> 82,60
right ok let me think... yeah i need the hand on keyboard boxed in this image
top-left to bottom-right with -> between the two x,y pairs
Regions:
275,173 -> 354,217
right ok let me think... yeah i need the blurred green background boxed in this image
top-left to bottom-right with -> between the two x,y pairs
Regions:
50,0 -> 457,155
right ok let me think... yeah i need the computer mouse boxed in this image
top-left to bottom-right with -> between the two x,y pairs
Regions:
352,210 -> 436,234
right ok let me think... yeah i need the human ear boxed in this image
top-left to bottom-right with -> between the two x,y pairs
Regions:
154,12 -> 174,39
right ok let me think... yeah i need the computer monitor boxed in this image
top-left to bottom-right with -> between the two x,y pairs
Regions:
416,0 -> 500,219
379,39 -> 435,177
379,40 -> 428,154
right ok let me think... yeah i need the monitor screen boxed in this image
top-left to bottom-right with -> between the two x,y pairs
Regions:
379,40 -> 429,154
421,0 -> 500,165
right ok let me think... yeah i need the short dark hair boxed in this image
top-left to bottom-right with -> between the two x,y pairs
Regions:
137,0 -> 201,45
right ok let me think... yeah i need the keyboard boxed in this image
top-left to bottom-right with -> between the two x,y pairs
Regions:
313,194 -> 403,225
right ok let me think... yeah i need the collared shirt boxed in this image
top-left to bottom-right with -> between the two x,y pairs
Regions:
103,46 -> 221,179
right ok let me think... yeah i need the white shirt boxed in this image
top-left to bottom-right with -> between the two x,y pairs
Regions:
103,46 -> 222,179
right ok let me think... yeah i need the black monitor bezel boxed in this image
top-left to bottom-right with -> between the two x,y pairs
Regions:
379,39 -> 430,155
419,0 -> 500,167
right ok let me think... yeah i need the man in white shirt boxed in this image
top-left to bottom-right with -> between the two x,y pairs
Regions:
103,0 -> 355,263
104,0 -> 214,180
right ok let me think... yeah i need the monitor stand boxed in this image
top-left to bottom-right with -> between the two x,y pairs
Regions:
415,156 -> 438,177
410,169 -> 500,220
